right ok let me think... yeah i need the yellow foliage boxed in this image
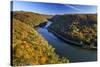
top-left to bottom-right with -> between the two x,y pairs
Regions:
39,56 -> 47,64
12,11 -> 69,66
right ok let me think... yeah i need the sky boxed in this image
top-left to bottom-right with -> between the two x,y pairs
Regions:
11,1 -> 97,15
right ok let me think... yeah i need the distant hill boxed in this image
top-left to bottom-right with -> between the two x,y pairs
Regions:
49,14 -> 97,25
48,14 -> 97,48
12,11 -> 51,27
11,11 -> 69,66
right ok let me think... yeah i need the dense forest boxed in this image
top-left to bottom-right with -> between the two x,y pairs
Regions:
12,11 -> 69,66
48,14 -> 97,49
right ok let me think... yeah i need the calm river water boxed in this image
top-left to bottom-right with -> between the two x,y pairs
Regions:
37,21 -> 97,62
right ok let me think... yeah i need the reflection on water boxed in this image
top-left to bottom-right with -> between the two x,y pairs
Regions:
45,21 -> 52,28
37,22 -> 97,62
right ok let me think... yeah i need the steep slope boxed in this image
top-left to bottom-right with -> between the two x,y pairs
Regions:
12,11 -> 69,66
48,14 -> 97,48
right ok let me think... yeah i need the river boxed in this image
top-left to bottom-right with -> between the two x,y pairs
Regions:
37,21 -> 97,63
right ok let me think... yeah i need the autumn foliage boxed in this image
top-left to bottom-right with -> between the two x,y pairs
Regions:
12,11 -> 69,66
48,14 -> 97,48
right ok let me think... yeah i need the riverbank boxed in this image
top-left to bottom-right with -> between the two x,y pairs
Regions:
37,27 -> 97,62
48,28 -> 97,50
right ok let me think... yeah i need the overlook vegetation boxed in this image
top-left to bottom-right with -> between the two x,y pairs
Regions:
48,14 -> 97,48
11,11 -> 69,66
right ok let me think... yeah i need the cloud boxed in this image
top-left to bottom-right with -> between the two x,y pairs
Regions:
65,5 -> 82,11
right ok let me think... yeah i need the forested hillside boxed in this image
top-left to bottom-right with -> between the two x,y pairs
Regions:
13,11 -> 50,27
48,14 -> 97,48
12,11 -> 69,66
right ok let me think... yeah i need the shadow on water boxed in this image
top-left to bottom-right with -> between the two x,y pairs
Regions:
37,21 -> 97,63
